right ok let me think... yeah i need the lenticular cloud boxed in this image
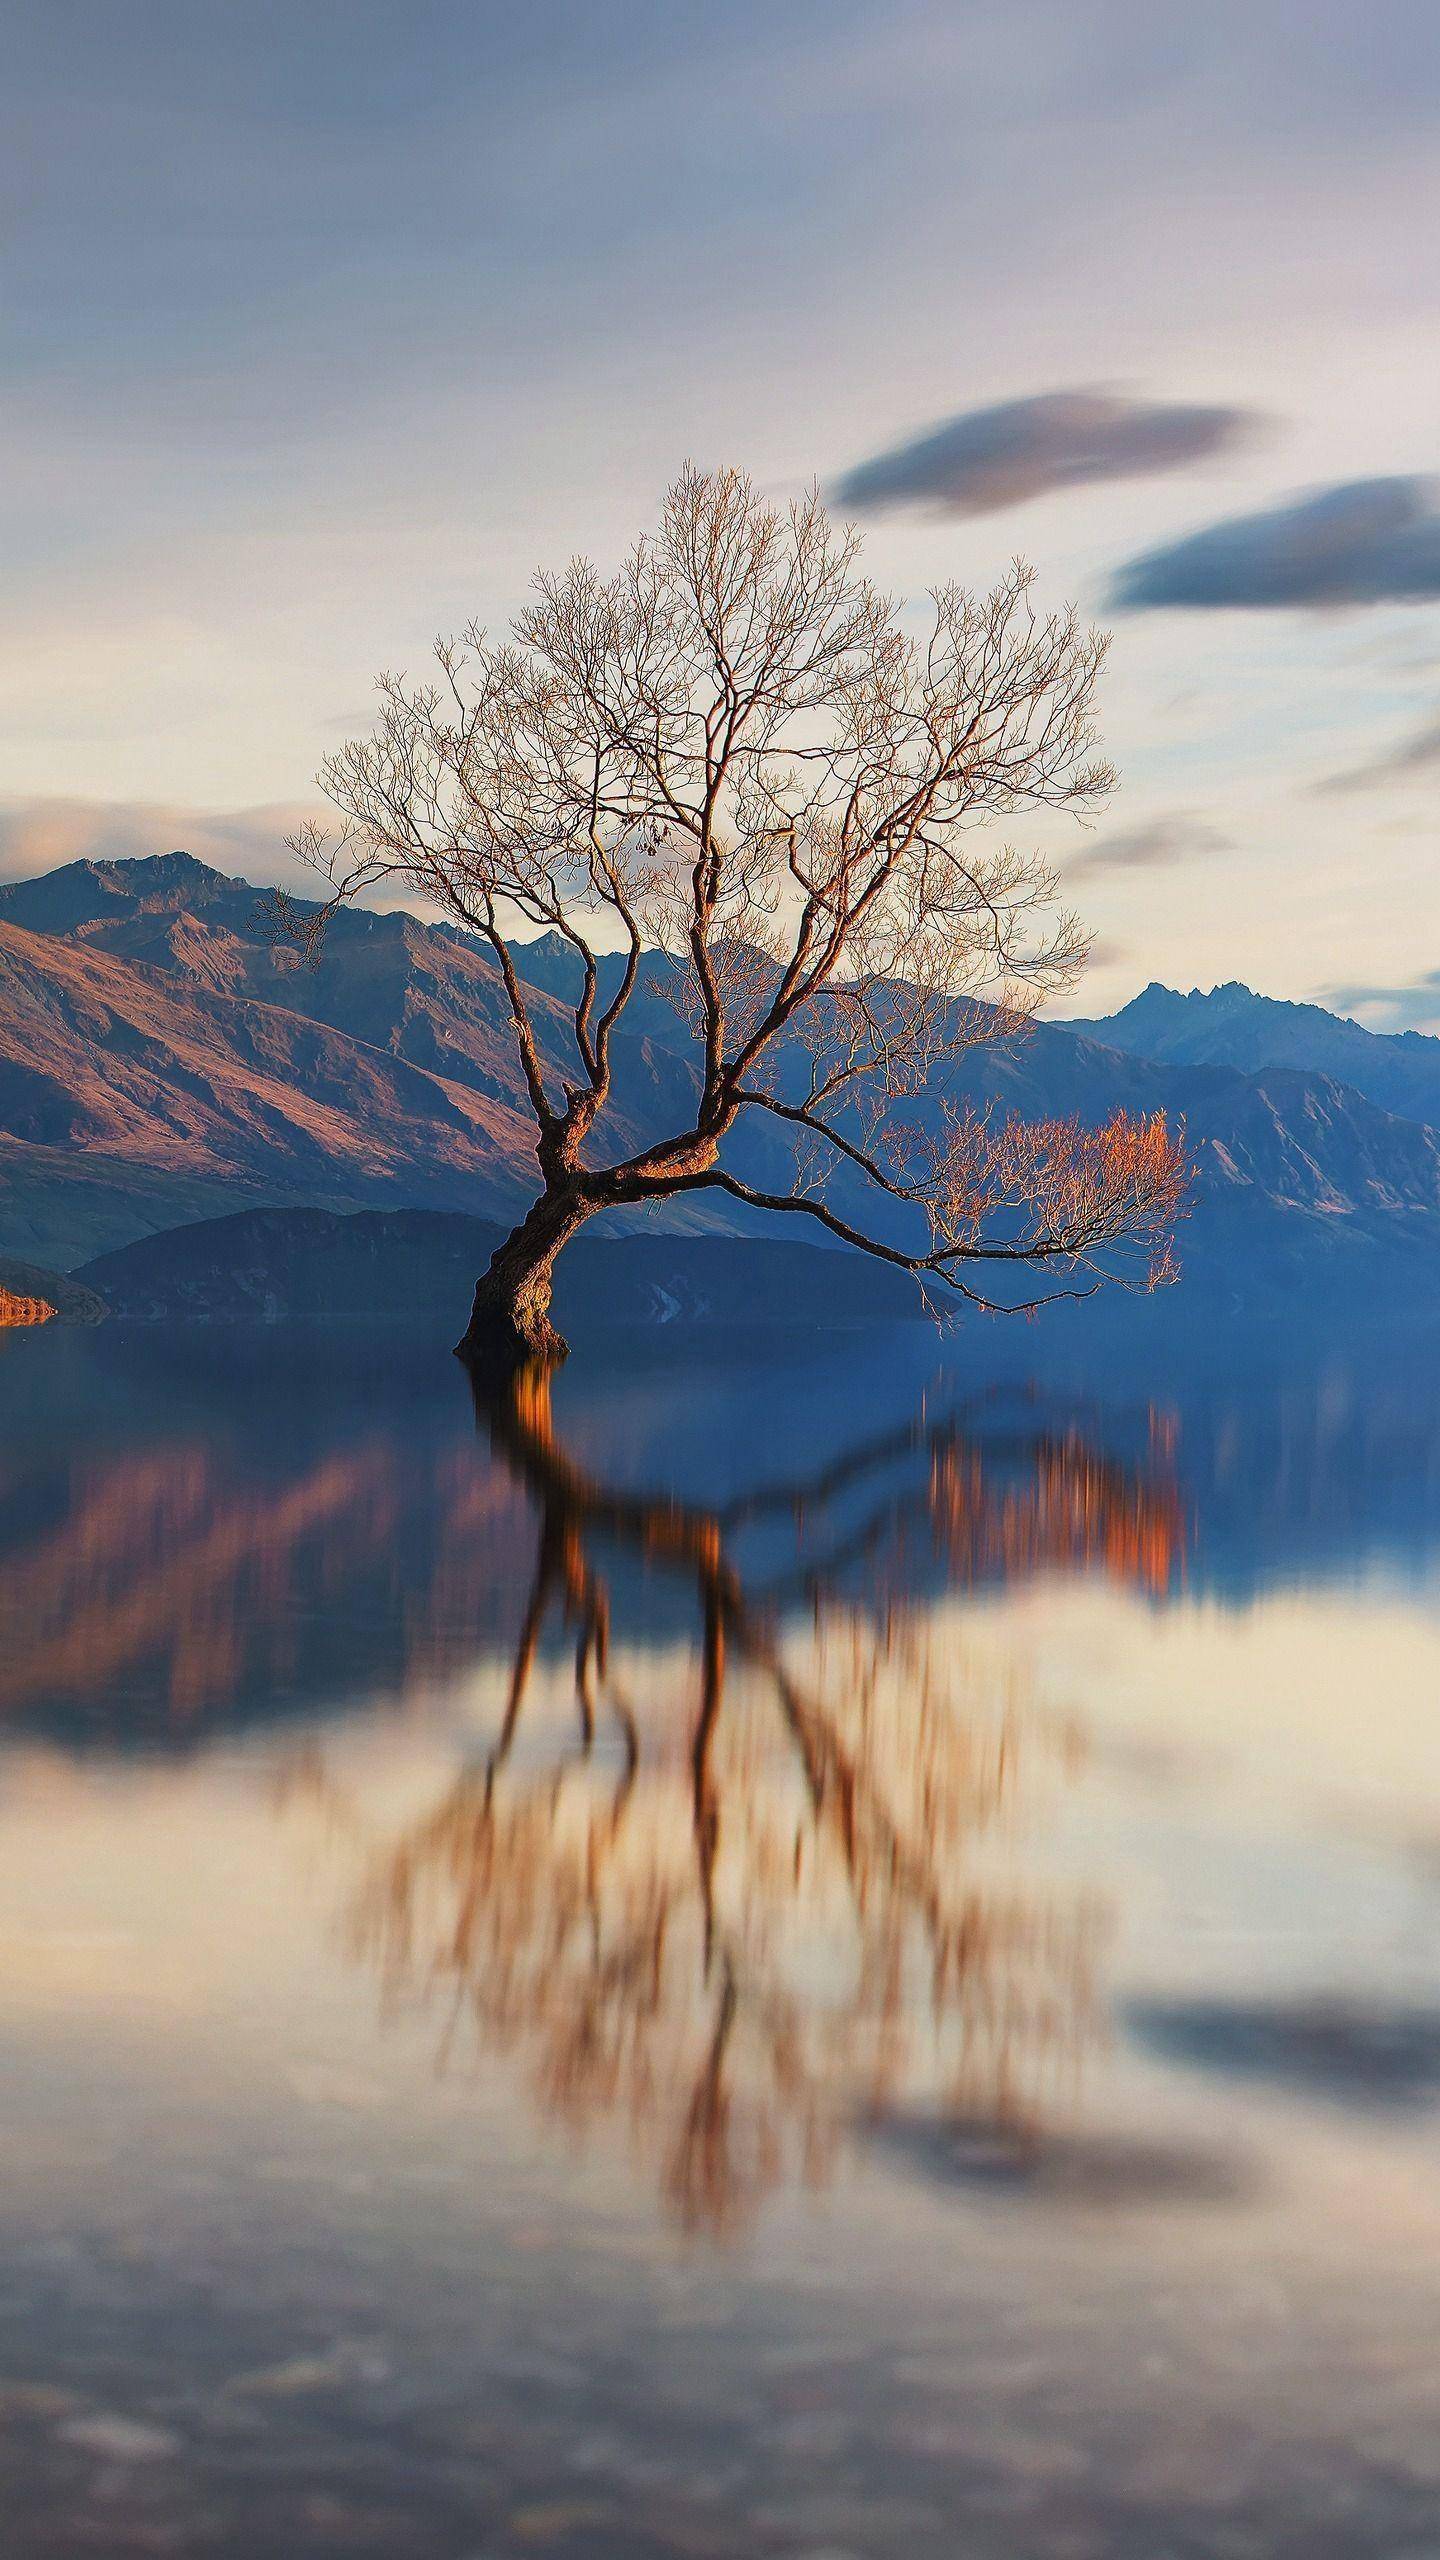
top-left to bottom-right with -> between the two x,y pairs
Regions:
1113,477 -> 1440,610
836,390 -> 1257,520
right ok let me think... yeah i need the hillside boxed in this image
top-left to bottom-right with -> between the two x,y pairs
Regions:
0,852 -> 1438,1294
78,1206 -> 929,1329
0,853 -> 698,1142
0,911 -> 542,1261
0,855 -> 750,1263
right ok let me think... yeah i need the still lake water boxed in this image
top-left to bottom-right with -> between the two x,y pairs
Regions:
3,1301 -> 1440,2557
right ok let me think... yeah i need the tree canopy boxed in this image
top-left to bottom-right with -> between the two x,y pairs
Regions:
285,465 -> 1186,1360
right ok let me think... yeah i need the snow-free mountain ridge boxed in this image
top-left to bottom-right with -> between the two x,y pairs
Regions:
1,855 -> 1438,1301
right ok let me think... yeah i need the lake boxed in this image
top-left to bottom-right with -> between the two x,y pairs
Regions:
2,1299 -> 1440,2557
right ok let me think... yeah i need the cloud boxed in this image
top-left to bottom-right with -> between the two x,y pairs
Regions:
1067,814 -> 1232,877
833,390 -> 1260,519
1324,967 -> 1440,1031
1114,476 -> 1440,611
0,797 -> 317,889
1316,707 -> 1440,795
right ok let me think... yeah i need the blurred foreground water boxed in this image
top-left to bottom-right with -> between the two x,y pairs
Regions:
2,1298 -> 1440,2557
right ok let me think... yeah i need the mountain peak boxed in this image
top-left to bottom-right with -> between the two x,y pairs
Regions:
67,849 -> 229,889
126,849 -> 228,882
0,848 -> 232,908
1129,979 -> 1258,1009
1073,972 -> 1440,1125
80,849 -> 239,900
0,851 -> 268,954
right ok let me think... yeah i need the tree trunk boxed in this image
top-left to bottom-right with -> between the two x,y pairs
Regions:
455,1187 -> 593,1373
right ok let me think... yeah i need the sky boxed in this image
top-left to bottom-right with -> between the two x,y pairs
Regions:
4,0 -> 1439,1023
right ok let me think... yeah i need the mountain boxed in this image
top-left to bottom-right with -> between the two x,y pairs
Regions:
1072,980 -> 1440,1128
0,851 -> 698,1142
458,930 -> 1440,1282
0,906 -> 539,1264
0,855 -> 716,1265
1,852 -> 1439,1299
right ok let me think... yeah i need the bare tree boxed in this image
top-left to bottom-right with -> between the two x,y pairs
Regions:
286,465 -> 1186,1364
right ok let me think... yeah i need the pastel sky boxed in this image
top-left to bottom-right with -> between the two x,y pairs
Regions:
5,0 -> 1439,1021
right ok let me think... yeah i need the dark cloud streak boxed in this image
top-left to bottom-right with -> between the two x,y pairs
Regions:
834,389 -> 1260,520
1114,477 -> 1440,611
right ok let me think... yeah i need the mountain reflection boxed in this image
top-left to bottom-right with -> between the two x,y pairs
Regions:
0,1432 -> 533,1735
287,1364 -> 1184,2236
0,1336 -> 1181,1745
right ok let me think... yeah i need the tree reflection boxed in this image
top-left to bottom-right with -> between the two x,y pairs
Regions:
290,1366 -> 1183,2237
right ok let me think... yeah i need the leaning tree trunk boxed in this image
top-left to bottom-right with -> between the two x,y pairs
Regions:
455,1186 -> 594,1373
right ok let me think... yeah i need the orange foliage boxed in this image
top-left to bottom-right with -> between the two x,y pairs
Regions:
0,1289 -> 54,1328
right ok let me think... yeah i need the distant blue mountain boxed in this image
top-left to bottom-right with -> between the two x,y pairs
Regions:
1071,980 -> 1440,1129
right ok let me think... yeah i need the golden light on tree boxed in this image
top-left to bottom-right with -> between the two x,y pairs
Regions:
0,1289 -> 54,1329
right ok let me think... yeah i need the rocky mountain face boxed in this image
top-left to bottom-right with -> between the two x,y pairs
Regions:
0,906 -> 538,1264
1,852 -> 1438,1296
0,856 -> 710,1265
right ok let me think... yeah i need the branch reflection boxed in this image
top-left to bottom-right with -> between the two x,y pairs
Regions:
292,1366 -> 1184,2238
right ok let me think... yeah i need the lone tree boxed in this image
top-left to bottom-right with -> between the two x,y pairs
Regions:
288,465 -> 1185,1366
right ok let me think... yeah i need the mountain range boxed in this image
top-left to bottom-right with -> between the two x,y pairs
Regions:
1070,980 -> 1440,1128
1,851 -> 1438,1306
0,853 -> 704,1267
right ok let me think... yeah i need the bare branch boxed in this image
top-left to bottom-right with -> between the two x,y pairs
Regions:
287,465 -> 1185,1358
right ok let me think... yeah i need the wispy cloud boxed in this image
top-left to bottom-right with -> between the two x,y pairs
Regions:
1324,966 -> 1440,1031
1066,814 -> 1232,877
834,390 -> 1260,520
1114,477 -> 1440,610
1315,706 -> 1440,794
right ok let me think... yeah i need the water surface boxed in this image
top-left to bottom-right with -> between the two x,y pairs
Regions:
3,1303 -> 1440,2556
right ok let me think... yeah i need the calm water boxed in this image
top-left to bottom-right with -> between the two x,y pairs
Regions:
3,1302 -> 1440,2557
